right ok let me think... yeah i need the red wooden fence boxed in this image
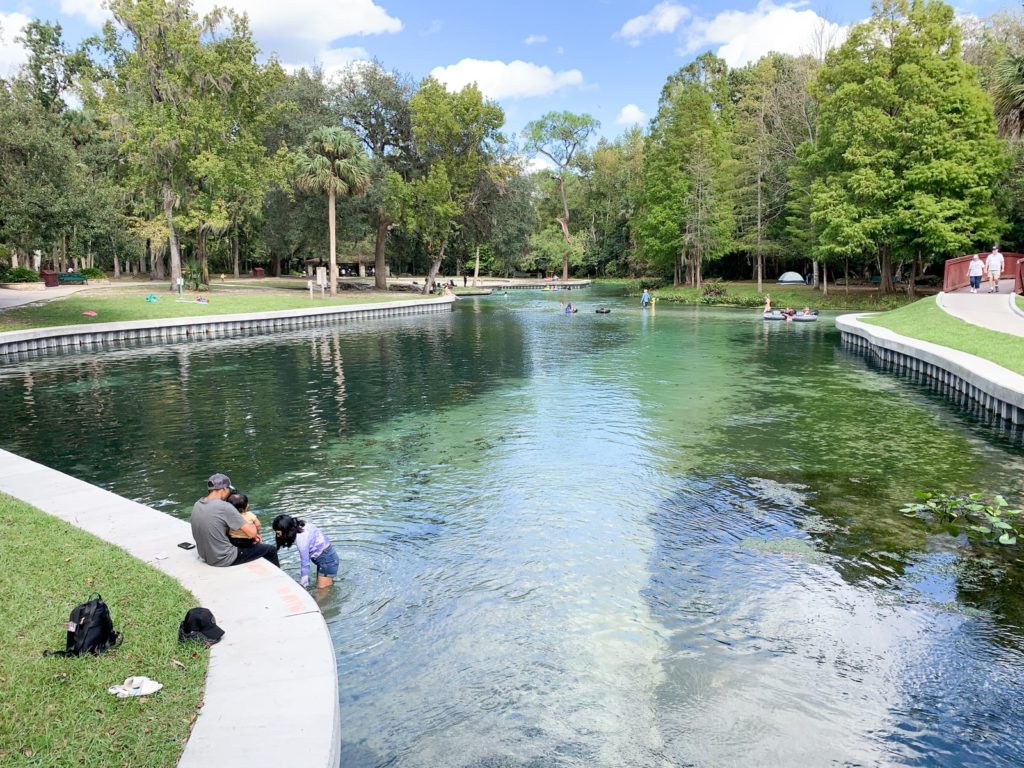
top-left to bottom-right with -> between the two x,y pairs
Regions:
943,252 -> 1024,293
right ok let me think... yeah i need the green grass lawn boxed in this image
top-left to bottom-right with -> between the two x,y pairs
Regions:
0,286 -> 419,332
650,280 -> 918,312
861,297 -> 1024,376
0,493 -> 207,767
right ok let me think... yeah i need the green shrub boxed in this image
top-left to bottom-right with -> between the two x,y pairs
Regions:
701,280 -> 727,298
626,277 -> 667,293
182,260 -> 206,291
0,266 -> 41,283
640,277 -> 667,290
80,267 -> 106,279
726,293 -> 766,308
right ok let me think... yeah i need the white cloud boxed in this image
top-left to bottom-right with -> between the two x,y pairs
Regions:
617,2 -> 690,47
523,155 -> 555,174
192,0 -> 401,47
282,46 -> 370,81
616,103 -> 648,125
189,0 -> 399,82
524,34 -> 548,45
419,19 -> 441,36
318,47 -> 370,73
680,1 -> 847,67
0,12 -> 30,78
430,58 -> 584,101
60,0 -> 109,27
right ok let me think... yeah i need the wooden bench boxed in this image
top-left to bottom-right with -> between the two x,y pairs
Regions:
57,272 -> 88,285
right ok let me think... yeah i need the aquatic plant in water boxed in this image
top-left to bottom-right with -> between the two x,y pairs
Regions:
901,492 -> 1023,546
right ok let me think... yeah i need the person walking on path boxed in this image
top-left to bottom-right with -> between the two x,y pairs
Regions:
986,245 -> 1004,293
191,474 -> 279,568
968,253 -> 984,293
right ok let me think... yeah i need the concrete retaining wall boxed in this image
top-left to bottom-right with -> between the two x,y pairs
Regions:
0,449 -> 340,768
837,313 -> 1024,426
0,297 -> 454,358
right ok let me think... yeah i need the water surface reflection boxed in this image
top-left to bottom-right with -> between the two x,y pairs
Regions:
1,290 -> 1023,766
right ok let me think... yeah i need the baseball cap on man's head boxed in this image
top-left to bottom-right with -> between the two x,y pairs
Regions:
207,473 -> 234,491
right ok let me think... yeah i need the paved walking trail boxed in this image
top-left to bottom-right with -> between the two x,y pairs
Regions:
0,281 -> 155,310
940,278 -> 1024,338
0,285 -> 90,309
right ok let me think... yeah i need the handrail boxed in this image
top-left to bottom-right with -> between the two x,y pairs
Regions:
944,252 -> 1024,293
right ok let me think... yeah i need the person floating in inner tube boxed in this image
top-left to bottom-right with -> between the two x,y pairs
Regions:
564,303 -> 577,314
641,288 -> 651,308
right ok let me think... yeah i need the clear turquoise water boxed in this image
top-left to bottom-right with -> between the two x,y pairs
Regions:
2,287 -> 1024,767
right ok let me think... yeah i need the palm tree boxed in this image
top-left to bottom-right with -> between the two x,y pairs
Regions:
993,54 -> 1024,139
295,127 -> 371,296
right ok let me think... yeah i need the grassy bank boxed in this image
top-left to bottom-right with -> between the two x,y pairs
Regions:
0,285 -> 417,332
648,280 -> 919,312
0,493 -> 206,767
861,297 -> 1024,376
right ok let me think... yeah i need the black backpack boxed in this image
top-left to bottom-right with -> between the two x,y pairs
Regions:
45,595 -> 121,657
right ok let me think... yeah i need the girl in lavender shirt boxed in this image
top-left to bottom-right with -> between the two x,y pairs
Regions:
272,514 -> 339,588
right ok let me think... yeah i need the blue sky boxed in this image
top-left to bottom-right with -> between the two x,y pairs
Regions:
0,0 -> 1015,146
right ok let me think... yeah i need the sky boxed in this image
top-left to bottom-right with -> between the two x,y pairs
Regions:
0,0 -> 1016,144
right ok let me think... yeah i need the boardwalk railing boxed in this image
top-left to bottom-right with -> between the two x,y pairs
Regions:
944,252 -> 1024,293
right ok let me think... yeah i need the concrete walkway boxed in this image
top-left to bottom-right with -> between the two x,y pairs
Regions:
940,279 -> 1024,338
0,281 -> 156,310
0,449 -> 340,768
0,284 -> 90,309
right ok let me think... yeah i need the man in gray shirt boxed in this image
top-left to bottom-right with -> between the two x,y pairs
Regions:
191,473 -> 279,567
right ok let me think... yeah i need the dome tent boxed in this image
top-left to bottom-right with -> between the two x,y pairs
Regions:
777,271 -> 806,285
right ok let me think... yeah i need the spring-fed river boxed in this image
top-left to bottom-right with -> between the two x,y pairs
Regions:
2,288 -> 1024,767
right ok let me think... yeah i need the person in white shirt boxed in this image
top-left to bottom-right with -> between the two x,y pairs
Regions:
967,253 -> 984,293
985,245 -> 1004,293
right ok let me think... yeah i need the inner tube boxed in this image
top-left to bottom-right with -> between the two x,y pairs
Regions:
595,307 -> 611,314
763,311 -> 785,320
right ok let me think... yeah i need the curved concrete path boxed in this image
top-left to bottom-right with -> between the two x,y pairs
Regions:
0,449 -> 339,768
940,279 -> 1024,337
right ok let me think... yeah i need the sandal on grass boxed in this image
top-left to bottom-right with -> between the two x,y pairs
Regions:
108,676 -> 163,698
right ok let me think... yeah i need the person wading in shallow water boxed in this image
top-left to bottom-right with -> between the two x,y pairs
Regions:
190,473 -> 279,568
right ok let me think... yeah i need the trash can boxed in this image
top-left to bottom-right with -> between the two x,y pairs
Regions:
252,267 -> 265,279
40,269 -> 59,287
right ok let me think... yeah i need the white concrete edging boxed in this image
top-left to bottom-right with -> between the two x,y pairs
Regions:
836,312 -> 1024,425
0,449 -> 339,768
1010,292 -> 1024,322
0,296 -> 454,357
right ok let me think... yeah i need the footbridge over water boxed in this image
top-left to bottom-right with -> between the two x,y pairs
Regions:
944,252 -> 1024,294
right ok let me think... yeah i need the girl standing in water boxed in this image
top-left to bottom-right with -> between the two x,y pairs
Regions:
271,514 -> 339,588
